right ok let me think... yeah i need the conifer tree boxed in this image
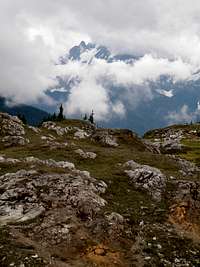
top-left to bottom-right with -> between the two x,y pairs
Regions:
89,110 -> 94,124
83,113 -> 88,121
57,104 -> 64,121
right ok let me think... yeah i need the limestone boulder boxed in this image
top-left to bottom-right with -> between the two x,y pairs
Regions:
124,160 -> 166,201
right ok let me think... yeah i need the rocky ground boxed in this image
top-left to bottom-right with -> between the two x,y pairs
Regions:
0,112 -> 199,266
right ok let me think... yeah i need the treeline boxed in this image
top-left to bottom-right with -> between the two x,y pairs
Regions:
17,104 -> 96,126
83,110 -> 95,124
40,104 -> 65,124
17,114 -> 27,125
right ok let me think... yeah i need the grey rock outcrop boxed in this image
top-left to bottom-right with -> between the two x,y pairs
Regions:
92,130 -> 119,147
0,112 -> 25,136
169,155 -> 200,176
152,129 -> 185,153
124,160 -> 166,201
142,140 -> 161,154
161,139 -> 184,152
0,168 -> 107,225
171,180 -> 200,203
0,113 -> 28,147
0,205 -> 45,225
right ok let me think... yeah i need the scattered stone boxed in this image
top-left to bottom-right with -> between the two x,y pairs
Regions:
45,141 -> 68,150
74,129 -> 89,139
151,129 -> 185,153
0,111 -> 199,266
169,155 -> 200,176
31,254 -> 38,259
42,121 -> 68,136
0,155 -> 20,164
106,212 -> 124,225
41,135 -> 55,141
139,220 -> 144,227
2,136 -> 29,147
0,155 -> 76,171
28,126 -> 41,134
157,244 -> 162,249
40,134 -> 69,149
75,149 -> 97,159
24,156 -> 75,169
123,160 -> 140,169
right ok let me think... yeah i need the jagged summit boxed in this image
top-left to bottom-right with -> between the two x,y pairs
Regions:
0,112 -> 199,266
60,40 -> 137,64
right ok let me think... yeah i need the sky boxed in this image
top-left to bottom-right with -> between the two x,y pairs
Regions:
1,0 -> 200,120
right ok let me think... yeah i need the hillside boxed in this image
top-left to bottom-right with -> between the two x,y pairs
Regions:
0,112 -> 199,266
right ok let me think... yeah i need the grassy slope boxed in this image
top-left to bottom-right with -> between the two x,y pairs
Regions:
0,119 -> 200,266
0,119 -> 181,223
144,122 -> 200,166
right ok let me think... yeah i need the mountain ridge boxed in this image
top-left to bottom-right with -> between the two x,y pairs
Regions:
0,97 -> 49,125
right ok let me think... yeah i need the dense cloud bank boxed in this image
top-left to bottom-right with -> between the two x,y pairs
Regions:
1,0 -> 200,120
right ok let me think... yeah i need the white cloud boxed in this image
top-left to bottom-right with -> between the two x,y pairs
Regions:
50,88 -> 67,93
56,53 -> 192,119
157,89 -> 174,98
112,101 -> 126,117
1,0 -> 200,121
63,78 -> 110,121
0,0 -> 89,104
166,104 -> 200,124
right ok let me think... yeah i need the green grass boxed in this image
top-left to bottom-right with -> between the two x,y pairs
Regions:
178,138 -> 200,166
144,123 -> 200,139
0,120 -> 181,224
0,119 -> 196,227
143,122 -> 200,170
1,119 -> 200,266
